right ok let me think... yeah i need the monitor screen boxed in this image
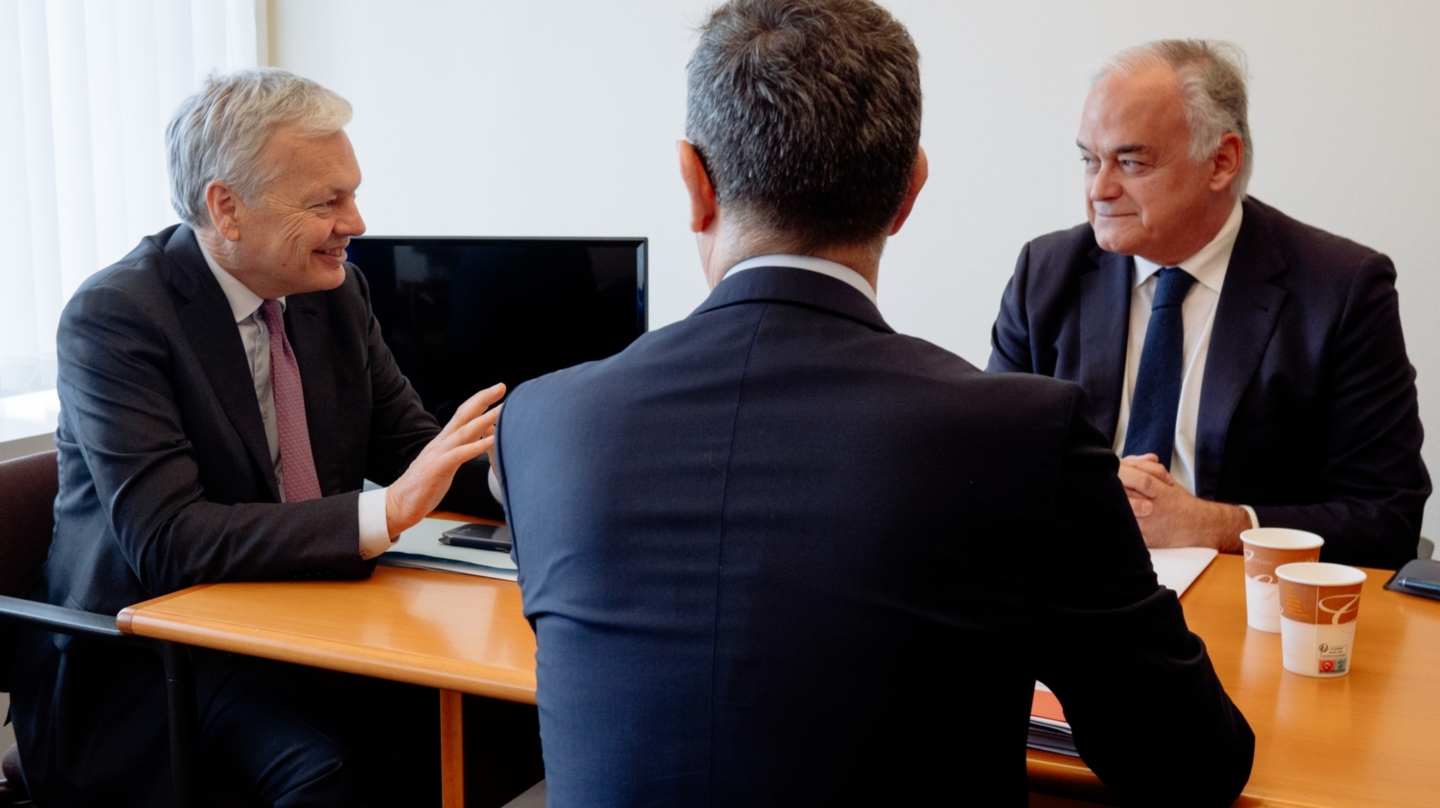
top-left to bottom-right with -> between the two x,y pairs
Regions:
346,236 -> 647,423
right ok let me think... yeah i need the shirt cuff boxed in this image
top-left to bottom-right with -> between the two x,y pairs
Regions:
358,487 -> 394,560
489,466 -> 504,505
1239,504 -> 1260,531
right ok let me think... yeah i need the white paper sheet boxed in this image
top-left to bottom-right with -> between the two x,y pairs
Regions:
1148,546 -> 1218,596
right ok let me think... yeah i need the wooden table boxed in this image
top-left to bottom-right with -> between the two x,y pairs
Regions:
119,550 -> 1440,807
117,517 -> 535,808
1028,553 -> 1440,807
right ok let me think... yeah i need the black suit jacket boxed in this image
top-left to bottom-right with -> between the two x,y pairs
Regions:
988,198 -> 1430,569
497,266 -> 1253,807
12,224 -> 497,805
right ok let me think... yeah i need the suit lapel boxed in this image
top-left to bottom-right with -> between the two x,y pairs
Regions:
164,228 -> 280,501
287,293 -> 341,497
1077,248 -> 1132,442
1193,202 -> 1287,498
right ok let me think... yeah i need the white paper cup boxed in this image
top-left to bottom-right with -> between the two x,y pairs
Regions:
1241,528 -> 1324,633
1275,562 -> 1367,678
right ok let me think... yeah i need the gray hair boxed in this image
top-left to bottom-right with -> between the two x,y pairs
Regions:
1096,39 -> 1253,198
166,68 -> 352,228
686,0 -> 922,250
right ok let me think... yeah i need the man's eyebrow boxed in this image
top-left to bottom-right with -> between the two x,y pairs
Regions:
1077,139 -> 1152,156
310,183 -> 358,199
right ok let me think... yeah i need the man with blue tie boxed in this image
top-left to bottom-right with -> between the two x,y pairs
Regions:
493,3 -> 1254,805
988,39 -> 1430,569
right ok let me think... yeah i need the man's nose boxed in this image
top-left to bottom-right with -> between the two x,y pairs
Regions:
1089,162 -> 1122,201
338,198 -> 366,237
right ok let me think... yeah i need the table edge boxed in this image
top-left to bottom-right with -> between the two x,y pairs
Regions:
123,609 -> 538,703
116,582 -> 216,634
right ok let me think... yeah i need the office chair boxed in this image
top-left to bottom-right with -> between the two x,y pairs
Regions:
0,450 -> 199,808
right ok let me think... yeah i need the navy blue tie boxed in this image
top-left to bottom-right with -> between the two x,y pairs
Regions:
1122,267 -> 1197,468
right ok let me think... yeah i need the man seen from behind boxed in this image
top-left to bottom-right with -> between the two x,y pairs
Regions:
492,2 -> 1255,806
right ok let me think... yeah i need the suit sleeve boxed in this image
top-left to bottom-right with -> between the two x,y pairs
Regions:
987,241 -> 1036,373
1031,387 -> 1254,807
57,282 -> 370,597
1250,253 -> 1430,569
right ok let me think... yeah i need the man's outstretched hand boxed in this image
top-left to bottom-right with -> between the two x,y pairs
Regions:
385,383 -> 506,537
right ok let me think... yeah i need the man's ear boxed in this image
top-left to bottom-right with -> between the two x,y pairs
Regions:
678,141 -> 718,234
1210,132 -> 1244,193
888,146 -> 929,236
205,179 -> 244,241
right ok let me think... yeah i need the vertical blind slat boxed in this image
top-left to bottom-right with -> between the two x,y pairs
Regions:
0,0 -> 255,398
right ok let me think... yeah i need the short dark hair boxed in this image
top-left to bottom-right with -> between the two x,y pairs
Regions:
686,0 -> 922,250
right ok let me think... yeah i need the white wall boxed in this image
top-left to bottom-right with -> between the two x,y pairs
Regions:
272,0 -> 1440,540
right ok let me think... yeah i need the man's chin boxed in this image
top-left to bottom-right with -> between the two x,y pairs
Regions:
318,266 -> 348,291
1092,223 -> 1140,257
303,261 -> 349,293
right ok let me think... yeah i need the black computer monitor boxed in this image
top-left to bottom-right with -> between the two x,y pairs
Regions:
346,236 -> 647,423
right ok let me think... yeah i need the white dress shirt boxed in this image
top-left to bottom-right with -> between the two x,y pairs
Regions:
196,240 -> 394,559
1111,200 -> 1258,528
723,254 -> 879,305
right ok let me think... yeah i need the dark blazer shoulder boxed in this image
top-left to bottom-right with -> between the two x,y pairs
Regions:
1236,196 -> 1397,320
67,225 -> 184,296
888,328 -> 1086,407
1026,219 -> 1101,264
1244,197 -> 1384,268
58,225 -> 204,341
1008,220 -> 1117,316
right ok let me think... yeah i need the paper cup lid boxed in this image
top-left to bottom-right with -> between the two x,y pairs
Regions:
1240,528 -> 1324,550
1274,561 -> 1367,586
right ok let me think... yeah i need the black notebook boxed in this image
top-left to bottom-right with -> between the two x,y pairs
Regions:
1384,558 -> 1440,601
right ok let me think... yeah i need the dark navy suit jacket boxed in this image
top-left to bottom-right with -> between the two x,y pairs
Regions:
989,198 -> 1430,569
12,225 -> 497,806
497,266 -> 1253,807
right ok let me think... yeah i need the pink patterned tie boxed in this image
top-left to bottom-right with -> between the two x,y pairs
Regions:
259,300 -> 322,502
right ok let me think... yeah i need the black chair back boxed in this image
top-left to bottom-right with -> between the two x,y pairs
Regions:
0,450 -> 58,691
0,449 -> 206,807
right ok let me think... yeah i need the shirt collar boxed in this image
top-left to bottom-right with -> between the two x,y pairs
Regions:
1133,198 -> 1245,294
723,254 -> 879,306
196,236 -> 284,323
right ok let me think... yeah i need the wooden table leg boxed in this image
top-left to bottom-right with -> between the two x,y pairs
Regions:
441,689 -> 465,808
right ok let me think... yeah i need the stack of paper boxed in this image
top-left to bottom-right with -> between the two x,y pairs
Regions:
1027,546 -> 1219,757
377,517 -> 518,582
1028,684 -> 1073,755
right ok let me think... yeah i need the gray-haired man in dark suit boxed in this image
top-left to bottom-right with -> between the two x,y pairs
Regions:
988,40 -> 1429,568
12,68 -> 504,807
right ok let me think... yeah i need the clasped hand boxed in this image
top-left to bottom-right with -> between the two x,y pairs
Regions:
1118,454 -> 1246,553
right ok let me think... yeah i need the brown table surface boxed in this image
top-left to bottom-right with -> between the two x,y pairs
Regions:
116,514 -> 532,807
1029,553 -> 1440,807
119,542 -> 1440,807
118,563 -> 536,703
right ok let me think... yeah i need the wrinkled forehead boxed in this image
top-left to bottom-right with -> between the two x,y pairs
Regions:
1078,65 -> 1189,153
256,126 -> 362,196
